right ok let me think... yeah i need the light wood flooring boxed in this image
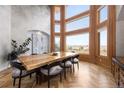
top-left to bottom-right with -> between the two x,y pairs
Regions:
0,61 -> 116,88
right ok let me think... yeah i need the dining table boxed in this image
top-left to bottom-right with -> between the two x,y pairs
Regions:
18,52 -> 79,71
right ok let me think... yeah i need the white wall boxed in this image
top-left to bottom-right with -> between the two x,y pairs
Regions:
0,6 -> 11,71
116,21 -> 124,56
116,6 -> 124,56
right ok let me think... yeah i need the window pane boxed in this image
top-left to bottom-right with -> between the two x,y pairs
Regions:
98,27 -> 107,56
55,36 -> 60,52
66,33 -> 89,54
100,6 -> 108,23
55,7 -> 60,20
66,16 -> 89,32
55,24 -> 60,33
66,5 -> 90,19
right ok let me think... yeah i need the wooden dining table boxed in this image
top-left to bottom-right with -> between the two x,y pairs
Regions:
18,52 -> 79,71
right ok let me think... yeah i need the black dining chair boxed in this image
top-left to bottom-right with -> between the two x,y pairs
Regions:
60,57 -> 73,79
38,61 -> 63,88
10,60 -> 38,88
71,54 -> 80,72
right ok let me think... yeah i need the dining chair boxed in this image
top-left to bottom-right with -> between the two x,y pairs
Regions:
60,57 -> 72,79
71,54 -> 80,72
10,60 -> 38,88
38,61 -> 63,88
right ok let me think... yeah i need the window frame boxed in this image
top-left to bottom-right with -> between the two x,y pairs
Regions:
50,5 -> 116,69
53,5 -> 91,55
65,5 -> 90,55
97,6 -> 108,25
96,5 -> 108,57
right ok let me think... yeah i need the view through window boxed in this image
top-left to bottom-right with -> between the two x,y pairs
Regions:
66,33 -> 89,54
66,5 -> 90,19
66,16 -> 89,32
55,36 -> 60,52
55,24 -> 60,33
99,27 -> 107,56
99,6 -> 108,23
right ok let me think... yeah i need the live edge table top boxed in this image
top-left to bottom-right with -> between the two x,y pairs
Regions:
18,52 -> 79,71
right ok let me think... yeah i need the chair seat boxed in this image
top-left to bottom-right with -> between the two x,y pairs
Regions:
60,61 -> 72,67
40,65 -> 63,76
12,67 -> 33,78
73,58 -> 79,63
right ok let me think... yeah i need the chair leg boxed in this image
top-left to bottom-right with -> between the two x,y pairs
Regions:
42,74 -> 45,81
60,72 -> 62,82
64,68 -> 66,79
48,76 -> 50,88
77,62 -> 79,70
73,63 -> 75,73
39,74 -> 43,85
36,73 -> 38,84
18,77 -> 22,88
48,66 -> 50,88
18,70 -> 22,88
13,78 -> 16,86
30,74 -> 32,79
70,66 -> 72,74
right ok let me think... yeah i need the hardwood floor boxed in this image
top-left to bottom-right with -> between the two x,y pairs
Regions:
0,61 -> 116,88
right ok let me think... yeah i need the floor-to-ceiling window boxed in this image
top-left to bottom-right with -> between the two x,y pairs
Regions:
65,5 -> 90,54
54,6 -> 61,51
96,6 -> 108,56
50,5 -> 116,69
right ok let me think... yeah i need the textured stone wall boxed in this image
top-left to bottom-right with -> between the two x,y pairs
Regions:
0,5 -> 50,71
11,5 -> 50,55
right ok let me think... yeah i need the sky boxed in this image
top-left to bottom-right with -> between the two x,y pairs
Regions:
55,5 -> 107,46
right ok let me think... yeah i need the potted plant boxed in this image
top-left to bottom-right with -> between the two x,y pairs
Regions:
8,38 -> 31,61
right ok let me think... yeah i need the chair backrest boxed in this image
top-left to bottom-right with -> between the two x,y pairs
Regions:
43,52 -> 48,54
72,54 -> 79,59
10,60 -> 25,70
42,61 -> 61,69
62,57 -> 72,63
75,54 -> 79,58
